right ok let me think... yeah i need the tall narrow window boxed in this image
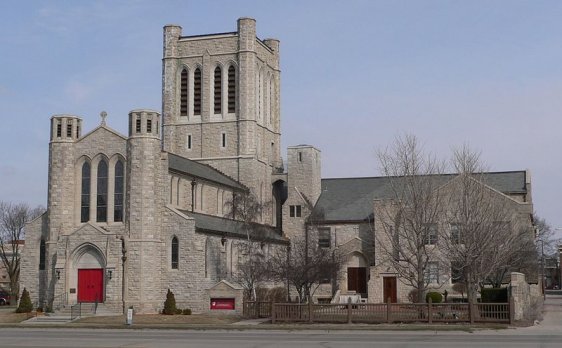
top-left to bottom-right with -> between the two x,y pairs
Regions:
66,121 -> 72,138
424,224 -> 438,245
187,134 -> 192,150
114,160 -> 124,222
147,119 -> 152,133
135,119 -> 141,133
318,228 -> 331,248
171,236 -> 179,269
39,239 -> 46,271
76,124 -> 81,139
180,68 -> 188,116
56,122 -> 62,138
228,65 -> 236,113
214,67 -> 222,114
80,162 -> 90,222
96,160 -> 108,222
194,68 -> 201,115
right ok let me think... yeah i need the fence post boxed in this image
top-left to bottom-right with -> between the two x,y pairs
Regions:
308,299 -> 313,323
271,300 -> 276,324
386,297 -> 391,323
428,297 -> 433,324
509,296 -> 515,324
469,302 -> 475,324
347,298 -> 352,324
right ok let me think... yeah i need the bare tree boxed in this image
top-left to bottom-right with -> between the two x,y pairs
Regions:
0,202 -> 44,297
534,214 -> 559,256
269,235 -> 342,303
442,146 -> 535,304
224,192 -> 271,300
375,134 -> 448,302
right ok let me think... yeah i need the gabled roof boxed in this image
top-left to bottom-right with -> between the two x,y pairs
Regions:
178,210 -> 288,244
314,171 -> 527,223
168,153 -> 247,191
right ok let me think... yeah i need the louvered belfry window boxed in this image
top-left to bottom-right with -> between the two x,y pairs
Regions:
214,67 -> 222,114
180,69 -> 188,116
228,65 -> 236,113
193,68 -> 201,115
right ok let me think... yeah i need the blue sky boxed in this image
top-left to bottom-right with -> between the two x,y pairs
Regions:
1,1 -> 562,231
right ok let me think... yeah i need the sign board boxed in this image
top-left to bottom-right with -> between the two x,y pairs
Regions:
210,298 -> 235,310
126,308 -> 133,325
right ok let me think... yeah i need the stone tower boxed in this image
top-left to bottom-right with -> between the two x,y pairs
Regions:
161,18 -> 282,225
125,109 -> 163,312
283,145 -> 322,239
45,115 -> 83,301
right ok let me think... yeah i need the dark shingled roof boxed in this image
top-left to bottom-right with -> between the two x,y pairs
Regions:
314,171 -> 527,223
168,153 -> 246,191
179,210 -> 288,244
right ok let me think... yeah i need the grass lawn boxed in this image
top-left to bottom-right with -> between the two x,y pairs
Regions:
0,307 -> 30,323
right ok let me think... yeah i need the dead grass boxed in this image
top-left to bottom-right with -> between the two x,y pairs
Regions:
0,310 -> 31,323
75,313 -> 241,325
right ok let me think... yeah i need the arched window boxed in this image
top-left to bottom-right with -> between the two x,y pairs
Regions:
80,162 -> 90,222
114,160 -> 124,222
39,239 -> 46,271
193,68 -> 201,115
214,66 -> 222,114
228,65 -> 236,113
171,236 -> 179,269
96,160 -> 108,222
180,69 -> 188,116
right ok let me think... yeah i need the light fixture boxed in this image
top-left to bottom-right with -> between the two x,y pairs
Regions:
106,269 -> 113,280
221,236 -> 227,246
56,270 -> 61,280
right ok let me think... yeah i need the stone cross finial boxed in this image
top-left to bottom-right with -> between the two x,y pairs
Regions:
100,111 -> 107,126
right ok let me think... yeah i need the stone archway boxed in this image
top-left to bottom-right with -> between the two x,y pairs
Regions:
69,244 -> 106,303
344,252 -> 368,297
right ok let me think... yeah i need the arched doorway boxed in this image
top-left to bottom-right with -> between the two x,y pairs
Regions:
70,244 -> 106,303
345,252 -> 368,298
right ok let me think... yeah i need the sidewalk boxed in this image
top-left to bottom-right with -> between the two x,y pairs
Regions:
515,294 -> 562,334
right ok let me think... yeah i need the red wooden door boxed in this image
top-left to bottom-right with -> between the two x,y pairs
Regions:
78,269 -> 103,302
383,277 -> 397,303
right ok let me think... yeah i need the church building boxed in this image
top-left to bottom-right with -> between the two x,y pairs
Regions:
20,18 -> 534,314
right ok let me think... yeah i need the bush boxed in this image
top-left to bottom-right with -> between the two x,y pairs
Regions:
182,308 -> 192,315
481,288 -> 508,303
163,289 -> 177,315
16,288 -> 33,313
408,289 -> 422,303
175,308 -> 183,315
425,291 -> 443,304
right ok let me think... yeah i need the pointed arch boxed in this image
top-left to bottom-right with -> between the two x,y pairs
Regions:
228,65 -> 236,114
214,66 -> 222,114
96,159 -> 108,222
113,159 -> 124,222
193,67 -> 202,115
171,236 -> 179,269
80,161 -> 91,223
180,68 -> 188,116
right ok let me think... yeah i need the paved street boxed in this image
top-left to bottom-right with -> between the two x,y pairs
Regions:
1,294 -> 561,348
0,328 -> 561,348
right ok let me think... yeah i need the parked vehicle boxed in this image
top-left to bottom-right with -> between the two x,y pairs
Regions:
0,290 -> 11,305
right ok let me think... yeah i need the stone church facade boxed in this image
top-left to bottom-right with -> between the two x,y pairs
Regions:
20,18 -> 534,313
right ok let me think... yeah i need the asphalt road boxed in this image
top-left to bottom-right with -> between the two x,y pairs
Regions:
1,328 -> 562,348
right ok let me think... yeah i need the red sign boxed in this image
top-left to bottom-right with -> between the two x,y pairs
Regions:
210,298 -> 235,310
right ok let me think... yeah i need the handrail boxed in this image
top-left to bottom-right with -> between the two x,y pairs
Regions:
52,292 -> 67,311
70,302 -> 82,321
